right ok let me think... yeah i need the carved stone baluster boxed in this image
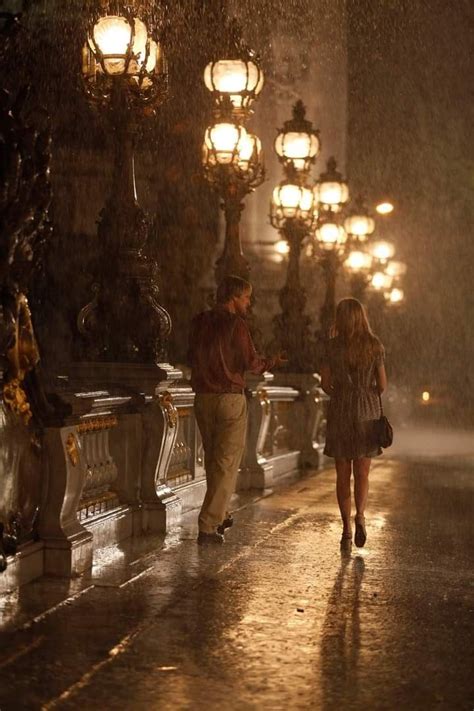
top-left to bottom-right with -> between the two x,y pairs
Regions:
140,390 -> 181,532
38,426 -> 93,577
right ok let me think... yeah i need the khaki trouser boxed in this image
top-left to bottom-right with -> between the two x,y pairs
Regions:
194,393 -> 248,534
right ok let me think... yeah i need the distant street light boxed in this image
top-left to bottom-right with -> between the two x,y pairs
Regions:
344,195 -> 375,243
314,207 -> 348,338
274,100 -> 321,173
344,248 -> 373,301
375,201 -> 394,215
314,157 -> 349,212
78,3 -> 170,363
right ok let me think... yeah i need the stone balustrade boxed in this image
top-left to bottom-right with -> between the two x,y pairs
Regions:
1,371 -> 328,591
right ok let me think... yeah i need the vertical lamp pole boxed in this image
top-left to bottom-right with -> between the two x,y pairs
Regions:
313,157 -> 350,341
202,23 -> 264,284
269,100 -> 320,371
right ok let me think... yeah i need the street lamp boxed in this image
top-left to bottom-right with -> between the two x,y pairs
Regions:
269,101 -> 320,372
202,24 -> 265,285
78,4 -> 170,364
202,111 -> 264,283
313,208 -> 348,338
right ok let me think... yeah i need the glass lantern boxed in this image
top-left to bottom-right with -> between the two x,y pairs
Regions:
371,271 -> 393,291
83,10 -> 167,100
270,181 -> 316,229
369,240 -> 396,263
344,196 -> 375,241
315,213 -> 347,252
274,100 -> 320,173
204,59 -> 264,112
202,122 -> 247,166
314,157 -> 349,212
344,249 -> 373,273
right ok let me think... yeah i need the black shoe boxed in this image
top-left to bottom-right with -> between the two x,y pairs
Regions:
197,531 -> 224,546
217,515 -> 234,536
354,517 -> 367,548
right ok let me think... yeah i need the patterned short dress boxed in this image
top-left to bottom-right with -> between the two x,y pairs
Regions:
323,337 -> 384,459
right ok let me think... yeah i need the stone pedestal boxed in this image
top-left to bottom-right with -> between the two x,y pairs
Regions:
39,426 -> 93,577
239,372 -> 275,491
274,372 -> 329,469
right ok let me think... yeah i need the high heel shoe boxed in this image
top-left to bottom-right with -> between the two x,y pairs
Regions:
354,516 -> 367,548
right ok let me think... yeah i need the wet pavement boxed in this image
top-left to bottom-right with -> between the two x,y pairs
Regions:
0,452 -> 473,710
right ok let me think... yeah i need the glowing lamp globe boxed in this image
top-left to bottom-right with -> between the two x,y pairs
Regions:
315,219 -> 347,251
385,287 -> 404,304
275,239 -> 290,255
204,59 -> 264,111
385,259 -> 407,277
203,122 -> 246,166
236,131 -> 262,172
314,157 -> 349,211
274,100 -> 320,173
344,249 -> 373,273
369,240 -> 396,262
376,201 -> 394,215
272,183 -> 314,219
371,271 -> 393,291
88,16 -> 152,76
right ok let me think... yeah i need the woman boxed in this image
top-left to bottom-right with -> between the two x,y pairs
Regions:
321,298 -> 387,549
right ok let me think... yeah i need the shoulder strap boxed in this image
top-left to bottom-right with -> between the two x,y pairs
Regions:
378,392 -> 384,415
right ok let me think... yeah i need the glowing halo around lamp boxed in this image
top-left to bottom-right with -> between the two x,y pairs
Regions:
344,249 -> 373,273
369,240 -> 396,262
386,287 -> 404,304
385,260 -> 407,278
315,220 -> 347,251
275,239 -> 290,255
371,271 -> 393,291
376,201 -> 394,215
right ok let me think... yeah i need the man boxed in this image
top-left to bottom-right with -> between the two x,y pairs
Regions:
188,275 -> 286,545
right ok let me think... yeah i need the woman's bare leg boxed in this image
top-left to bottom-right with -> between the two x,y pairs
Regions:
353,457 -> 371,519
335,458 -> 352,534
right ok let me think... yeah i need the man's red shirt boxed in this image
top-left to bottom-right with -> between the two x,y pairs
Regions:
188,306 -> 274,394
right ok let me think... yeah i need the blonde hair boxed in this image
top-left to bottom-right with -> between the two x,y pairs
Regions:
334,298 -> 382,369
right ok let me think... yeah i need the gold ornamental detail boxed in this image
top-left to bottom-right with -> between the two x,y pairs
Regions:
2,293 -> 40,426
159,391 -> 178,428
77,416 -> 118,434
65,433 -> 79,467
257,388 -> 271,416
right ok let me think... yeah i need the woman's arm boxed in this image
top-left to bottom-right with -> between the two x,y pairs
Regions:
320,364 -> 333,396
376,363 -> 387,394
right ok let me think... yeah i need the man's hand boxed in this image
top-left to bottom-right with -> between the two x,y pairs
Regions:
273,351 -> 289,368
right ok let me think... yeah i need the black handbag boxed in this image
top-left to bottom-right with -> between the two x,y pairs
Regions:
374,394 -> 393,448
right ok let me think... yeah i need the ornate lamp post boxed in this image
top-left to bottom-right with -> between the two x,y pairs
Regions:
314,208 -> 349,338
202,26 -> 265,284
78,4 -> 171,366
269,173 -> 317,372
269,101 -> 320,372
314,156 -> 349,212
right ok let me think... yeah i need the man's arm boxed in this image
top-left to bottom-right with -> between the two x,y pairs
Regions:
234,318 -> 277,374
